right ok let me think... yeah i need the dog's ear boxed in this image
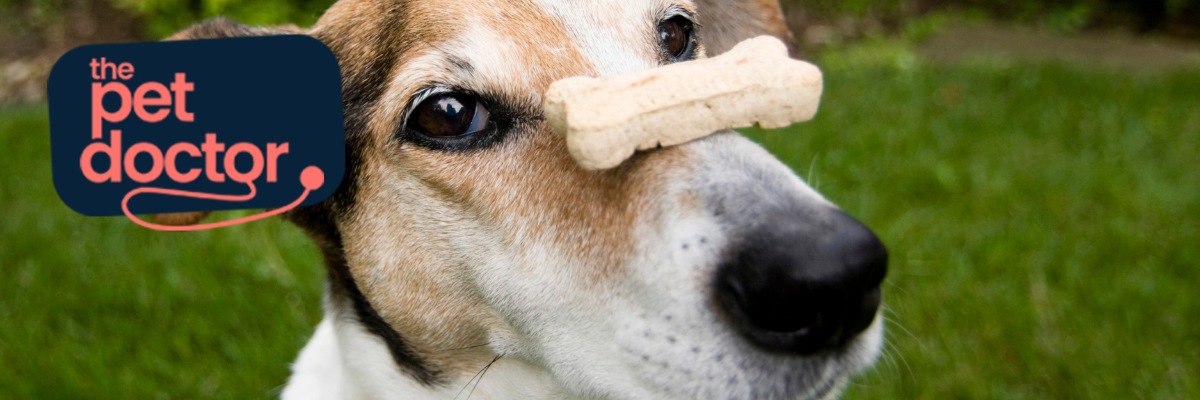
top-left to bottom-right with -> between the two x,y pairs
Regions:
145,18 -> 306,227
693,0 -> 796,57
163,17 -> 305,41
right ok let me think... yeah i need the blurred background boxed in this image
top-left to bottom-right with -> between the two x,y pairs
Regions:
1,0 -> 1197,398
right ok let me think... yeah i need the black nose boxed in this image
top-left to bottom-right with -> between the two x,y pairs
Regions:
715,209 -> 888,355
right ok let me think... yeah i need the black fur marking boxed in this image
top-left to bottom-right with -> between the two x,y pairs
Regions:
291,209 -> 445,386
296,4 -> 456,384
303,2 -> 453,383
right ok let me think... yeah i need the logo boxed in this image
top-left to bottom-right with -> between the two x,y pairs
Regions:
48,36 -> 344,230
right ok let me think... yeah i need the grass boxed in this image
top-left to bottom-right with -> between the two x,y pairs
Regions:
0,105 -> 326,398
2,60 -> 1198,398
742,61 -> 1199,399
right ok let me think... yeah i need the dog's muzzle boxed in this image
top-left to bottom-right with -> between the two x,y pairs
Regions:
714,208 -> 888,355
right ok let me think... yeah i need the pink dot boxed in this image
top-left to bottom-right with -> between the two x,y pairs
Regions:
300,166 -> 324,190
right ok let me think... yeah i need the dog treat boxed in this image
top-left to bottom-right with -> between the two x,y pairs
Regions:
544,35 -> 823,170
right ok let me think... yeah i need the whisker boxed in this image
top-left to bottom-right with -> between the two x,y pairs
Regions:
880,327 -> 914,384
466,354 -> 504,400
877,338 -> 900,378
879,306 -> 920,344
806,154 -> 819,186
884,279 -> 912,296
452,355 -> 496,400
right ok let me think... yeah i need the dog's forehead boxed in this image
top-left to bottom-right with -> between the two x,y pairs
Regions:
400,0 -> 688,81
528,0 -> 692,76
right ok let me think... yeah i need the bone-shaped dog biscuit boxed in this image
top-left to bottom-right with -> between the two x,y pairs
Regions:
544,35 -> 823,170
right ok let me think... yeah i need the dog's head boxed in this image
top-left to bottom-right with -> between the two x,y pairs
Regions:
174,1 -> 886,398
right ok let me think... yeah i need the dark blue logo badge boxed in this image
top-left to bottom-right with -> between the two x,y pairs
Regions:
48,35 -> 344,228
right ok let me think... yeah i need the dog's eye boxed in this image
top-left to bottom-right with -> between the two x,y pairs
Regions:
658,16 -> 694,59
409,93 -> 490,137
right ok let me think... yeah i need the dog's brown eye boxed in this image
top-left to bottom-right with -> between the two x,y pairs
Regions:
658,16 -> 693,59
410,93 -> 490,137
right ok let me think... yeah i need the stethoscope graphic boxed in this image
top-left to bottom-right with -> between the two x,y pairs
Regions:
121,166 -> 324,231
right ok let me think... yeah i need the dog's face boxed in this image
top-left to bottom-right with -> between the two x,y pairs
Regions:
179,1 -> 887,398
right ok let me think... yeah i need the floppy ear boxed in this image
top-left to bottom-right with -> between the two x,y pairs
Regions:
146,18 -> 306,226
693,0 -> 797,58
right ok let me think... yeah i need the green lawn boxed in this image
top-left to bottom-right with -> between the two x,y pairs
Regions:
2,61 -> 1197,399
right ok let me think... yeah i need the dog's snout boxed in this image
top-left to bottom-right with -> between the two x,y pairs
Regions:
715,209 -> 887,355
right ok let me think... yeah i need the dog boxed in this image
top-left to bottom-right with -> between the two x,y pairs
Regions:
164,1 -> 888,399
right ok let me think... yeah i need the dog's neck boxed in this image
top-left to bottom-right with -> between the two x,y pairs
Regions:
281,293 -> 570,400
